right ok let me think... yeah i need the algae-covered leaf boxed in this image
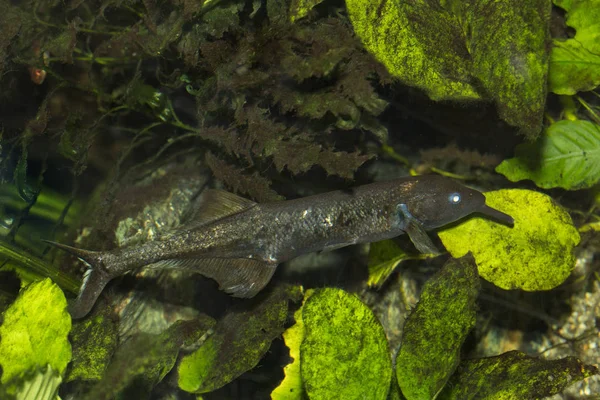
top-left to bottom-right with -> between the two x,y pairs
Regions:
396,255 -> 480,400
438,189 -> 580,291
300,288 -> 392,400
0,279 -> 71,384
345,0 -> 550,137
496,119 -> 600,190
345,0 -> 478,101
271,293 -> 311,400
178,285 -> 303,394
66,313 -> 118,382
289,0 -> 326,22
85,317 -> 214,400
438,351 -> 599,400
549,0 -> 600,94
367,240 -> 412,288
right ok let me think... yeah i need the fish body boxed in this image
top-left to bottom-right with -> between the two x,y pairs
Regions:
47,175 -> 513,318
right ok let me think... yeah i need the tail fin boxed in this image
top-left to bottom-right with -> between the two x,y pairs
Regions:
43,240 -> 112,319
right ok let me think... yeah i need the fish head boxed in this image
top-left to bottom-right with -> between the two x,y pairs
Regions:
400,176 -> 514,230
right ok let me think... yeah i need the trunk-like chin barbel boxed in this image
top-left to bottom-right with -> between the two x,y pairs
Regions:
477,204 -> 514,226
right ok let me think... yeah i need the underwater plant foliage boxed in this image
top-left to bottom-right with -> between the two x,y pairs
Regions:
497,119 -> 600,189
439,189 -> 581,291
549,0 -> 600,95
0,279 -> 71,397
0,0 -> 599,398
346,0 -> 552,139
272,257 -> 598,399
396,256 -> 480,400
178,285 -> 302,394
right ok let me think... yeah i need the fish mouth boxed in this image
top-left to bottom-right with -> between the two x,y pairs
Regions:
477,204 -> 514,226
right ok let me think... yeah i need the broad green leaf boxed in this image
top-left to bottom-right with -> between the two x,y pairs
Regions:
549,0 -> 600,94
66,313 -> 118,382
438,351 -> 599,399
439,189 -> 580,291
86,317 -> 214,400
0,279 -> 72,384
367,240 -> 413,288
289,0 -> 326,22
301,288 -> 392,400
270,294 -> 310,400
345,0 -> 551,137
178,285 -> 302,394
396,256 -> 480,400
496,119 -> 600,189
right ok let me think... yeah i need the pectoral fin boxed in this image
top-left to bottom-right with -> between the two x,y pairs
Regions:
152,257 -> 277,298
398,204 -> 442,255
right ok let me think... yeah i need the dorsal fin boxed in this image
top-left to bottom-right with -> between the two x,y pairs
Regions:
182,189 -> 257,227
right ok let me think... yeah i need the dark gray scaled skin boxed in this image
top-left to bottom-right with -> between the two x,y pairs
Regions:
45,175 -> 513,318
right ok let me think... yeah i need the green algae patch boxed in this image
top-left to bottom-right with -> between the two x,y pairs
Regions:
300,288 -> 392,400
396,255 -> 480,400
496,120 -> 600,190
438,351 -> 599,399
271,292 -> 312,400
0,278 -> 71,386
368,240 -> 413,288
549,0 -> 600,94
345,0 -> 551,138
439,189 -> 580,291
86,317 -> 214,400
66,313 -> 118,382
178,285 -> 302,394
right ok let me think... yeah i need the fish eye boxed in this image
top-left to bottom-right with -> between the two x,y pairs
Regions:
448,193 -> 461,204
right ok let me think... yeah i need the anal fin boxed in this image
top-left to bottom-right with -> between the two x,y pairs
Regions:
69,267 -> 112,319
151,257 -> 277,298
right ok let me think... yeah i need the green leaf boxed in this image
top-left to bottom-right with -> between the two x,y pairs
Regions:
86,317 -> 214,400
66,313 -> 119,382
345,0 -> 551,137
0,279 -> 72,384
300,288 -> 392,400
178,285 -> 302,394
367,240 -> 412,288
438,189 -> 580,291
396,255 -> 480,400
271,295 -> 308,400
438,351 -> 599,399
549,0 -> 600,94
496,119 -> 600,189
